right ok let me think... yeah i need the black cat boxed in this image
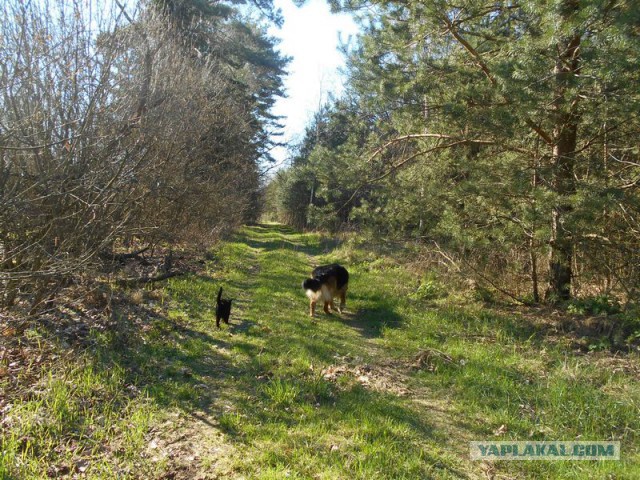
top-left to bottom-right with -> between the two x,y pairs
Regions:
216,287 -> 232,328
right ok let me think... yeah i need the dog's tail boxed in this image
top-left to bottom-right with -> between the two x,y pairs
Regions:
217,287 -> 223,304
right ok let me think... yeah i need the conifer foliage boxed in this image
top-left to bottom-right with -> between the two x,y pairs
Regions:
271,0 -> 640,303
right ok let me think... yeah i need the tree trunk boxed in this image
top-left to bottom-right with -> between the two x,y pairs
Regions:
529,237 -> 540,303
546,4 -> 581,302
547,116 -> 578,301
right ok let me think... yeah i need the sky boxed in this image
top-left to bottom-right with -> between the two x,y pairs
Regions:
267,0 -> 360,167
107,0 -> 359,168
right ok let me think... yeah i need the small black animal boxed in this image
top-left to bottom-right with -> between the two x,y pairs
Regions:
216,287 -> 232,328
302,264 -> 349,317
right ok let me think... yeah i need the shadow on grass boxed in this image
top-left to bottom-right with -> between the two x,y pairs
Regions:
241,224 -> 343,258
431,303 -> 640,355
130,225 -> 638,478
212,370 -> 470,478
248,223 -> 298,235
82,227 -> 296,414
430,307 -> 548,346
166,274 -> 219,320
344,305 -> 404,339
49,224 -> 438,474
229,317 -> 258,334
90,305 -> 248,412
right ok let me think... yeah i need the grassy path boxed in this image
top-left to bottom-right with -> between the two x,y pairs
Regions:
154,224 -> 471,479
157,224 -> 638,479
3,224 -> 638,478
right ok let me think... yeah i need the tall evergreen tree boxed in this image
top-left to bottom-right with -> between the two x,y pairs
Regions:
328,0 -> 640,301
274,0 -> 640,302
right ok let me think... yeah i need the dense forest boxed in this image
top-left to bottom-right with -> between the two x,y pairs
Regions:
1,0 -> 287,312
267,0 -> 640,306
3,0 -> 639,313
2,1 -> 640,478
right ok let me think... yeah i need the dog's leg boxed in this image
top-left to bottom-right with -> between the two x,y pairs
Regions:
310,300 -> 316,317
216,315 -> 221,328
338,288 -> 347,313
323,301 -> 331,314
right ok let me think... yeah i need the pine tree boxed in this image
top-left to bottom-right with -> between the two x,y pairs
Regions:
297,0 -> 640,301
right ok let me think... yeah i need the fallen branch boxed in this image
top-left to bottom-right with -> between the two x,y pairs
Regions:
116,270 -> 184,287
103,246 -> 151,262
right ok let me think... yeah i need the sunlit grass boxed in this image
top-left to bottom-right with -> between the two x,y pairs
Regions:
0,358 -> 156,479
2,224 -> 638,478
187,224 -> 639,479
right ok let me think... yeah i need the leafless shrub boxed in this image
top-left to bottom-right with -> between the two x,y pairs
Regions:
0,0 -> 263,312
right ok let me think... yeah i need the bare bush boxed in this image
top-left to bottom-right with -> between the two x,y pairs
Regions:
0,0 -> 268,311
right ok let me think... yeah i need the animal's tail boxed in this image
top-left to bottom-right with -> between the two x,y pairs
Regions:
217,287 -> 223,304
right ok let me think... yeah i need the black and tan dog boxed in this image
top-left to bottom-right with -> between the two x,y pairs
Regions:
302,264 -> 349,317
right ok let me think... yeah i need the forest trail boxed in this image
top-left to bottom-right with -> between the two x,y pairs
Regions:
153,223 -> 476,479
4,224 -> 637,479
150,224 -> 637,479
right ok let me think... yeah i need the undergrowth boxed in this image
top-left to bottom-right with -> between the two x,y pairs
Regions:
2,223 -> 638,479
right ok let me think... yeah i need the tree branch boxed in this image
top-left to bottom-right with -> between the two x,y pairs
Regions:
116,270 -> 185,287
442,15 -> 555,146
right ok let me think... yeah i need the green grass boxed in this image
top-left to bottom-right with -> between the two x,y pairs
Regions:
2,223 -> 639,478
0,360 -> 156,479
